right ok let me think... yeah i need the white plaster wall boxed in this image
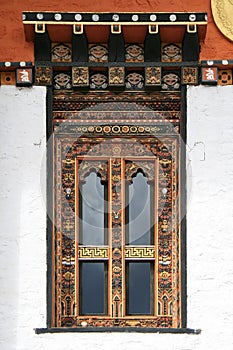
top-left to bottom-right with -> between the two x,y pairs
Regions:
186,85 -> 233,349
0,85 -> 233,350
0,86 -> 47,350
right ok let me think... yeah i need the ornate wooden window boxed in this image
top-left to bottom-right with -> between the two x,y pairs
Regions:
52,90 -> 184,329
23,11 -> 204,331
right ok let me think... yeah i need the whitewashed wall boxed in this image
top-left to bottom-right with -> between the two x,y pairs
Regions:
186,85 -> 233,348
0,85 -> 233,350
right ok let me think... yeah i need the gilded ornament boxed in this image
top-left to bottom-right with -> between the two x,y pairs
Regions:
72,67 -> 89,87
211,0 -> 233,41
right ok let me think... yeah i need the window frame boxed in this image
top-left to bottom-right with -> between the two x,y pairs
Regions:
46,87 -> 187,331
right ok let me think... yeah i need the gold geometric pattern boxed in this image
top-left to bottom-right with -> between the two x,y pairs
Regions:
72,67 -> 89,87
125,247 -> 155,259
78,247 -> 109,259
145,67 -> 161,86
109,67 -> 125,86
181,67 -> 198,85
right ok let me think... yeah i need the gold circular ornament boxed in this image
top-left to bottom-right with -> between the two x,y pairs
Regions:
88,126 -> 94,132
103,126 -> 111,133
95,126 -> 103,133
211,0 -> 233,41
130,126 -> 137,133
112,125 -> 121,134
122,126 -> 129,133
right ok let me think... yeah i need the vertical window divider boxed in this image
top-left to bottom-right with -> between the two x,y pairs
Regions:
107,157 -> 113,316
109,157 -> 113,318
121,157 -> 126,318
154,157 -> 159,317
75,158 -> 79,317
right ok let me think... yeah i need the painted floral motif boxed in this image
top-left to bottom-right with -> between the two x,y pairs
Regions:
89,44 -> 108,62
72,67 -> 89,87
218,69 -> 233,85
109,67 -> 125,86
145,67 -> 161,86
54,72 -> 72,89
90,73 -> 108,89
51,43 -> 72,62
162,43 -> 182,62
125,72 -> 144,90
125,44 -> 144,62
181,67 -> 198,85
35,66 -> 53,86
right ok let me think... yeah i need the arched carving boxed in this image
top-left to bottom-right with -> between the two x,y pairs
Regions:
78,160 -> 108,182
125,160 -> 154,183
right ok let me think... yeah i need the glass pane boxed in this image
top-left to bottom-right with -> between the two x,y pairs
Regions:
80,172 -> 106,245
80,262 -> 107,315
126,262 -> 153,315
126,172 -> 153,245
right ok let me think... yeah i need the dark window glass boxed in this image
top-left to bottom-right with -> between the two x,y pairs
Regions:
80,262 -> 107,315
79,172 -> 107,245
126,262 -> 153,315
126,171 -> 153,245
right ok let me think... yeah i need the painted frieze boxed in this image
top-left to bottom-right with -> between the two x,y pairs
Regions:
161,43 -> 182,62
89,44 -> 108,62
51,43 -> 72,62
125,44 -> 144,62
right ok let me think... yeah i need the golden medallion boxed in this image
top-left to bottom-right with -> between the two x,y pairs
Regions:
211,0 -> 233,41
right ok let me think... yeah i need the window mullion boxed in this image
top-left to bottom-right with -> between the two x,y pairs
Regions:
111,157 -> 124,319
154,158 -> 159,317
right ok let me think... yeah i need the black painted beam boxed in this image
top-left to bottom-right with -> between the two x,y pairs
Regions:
108,31 -> 125,62
72,30 -> 88,62
34,31 -> 51,61
182,29 -> 200,62
144,29 -> 161,62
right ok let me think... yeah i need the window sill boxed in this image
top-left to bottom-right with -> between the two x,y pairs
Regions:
35,327 -> 201,334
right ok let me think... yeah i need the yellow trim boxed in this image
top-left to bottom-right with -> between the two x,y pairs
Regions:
73,23 -> 83,34
25,21 -> 207,26
35,23 -> 45,33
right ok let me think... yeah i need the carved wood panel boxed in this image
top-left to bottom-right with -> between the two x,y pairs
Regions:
52,91 -> 182,329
